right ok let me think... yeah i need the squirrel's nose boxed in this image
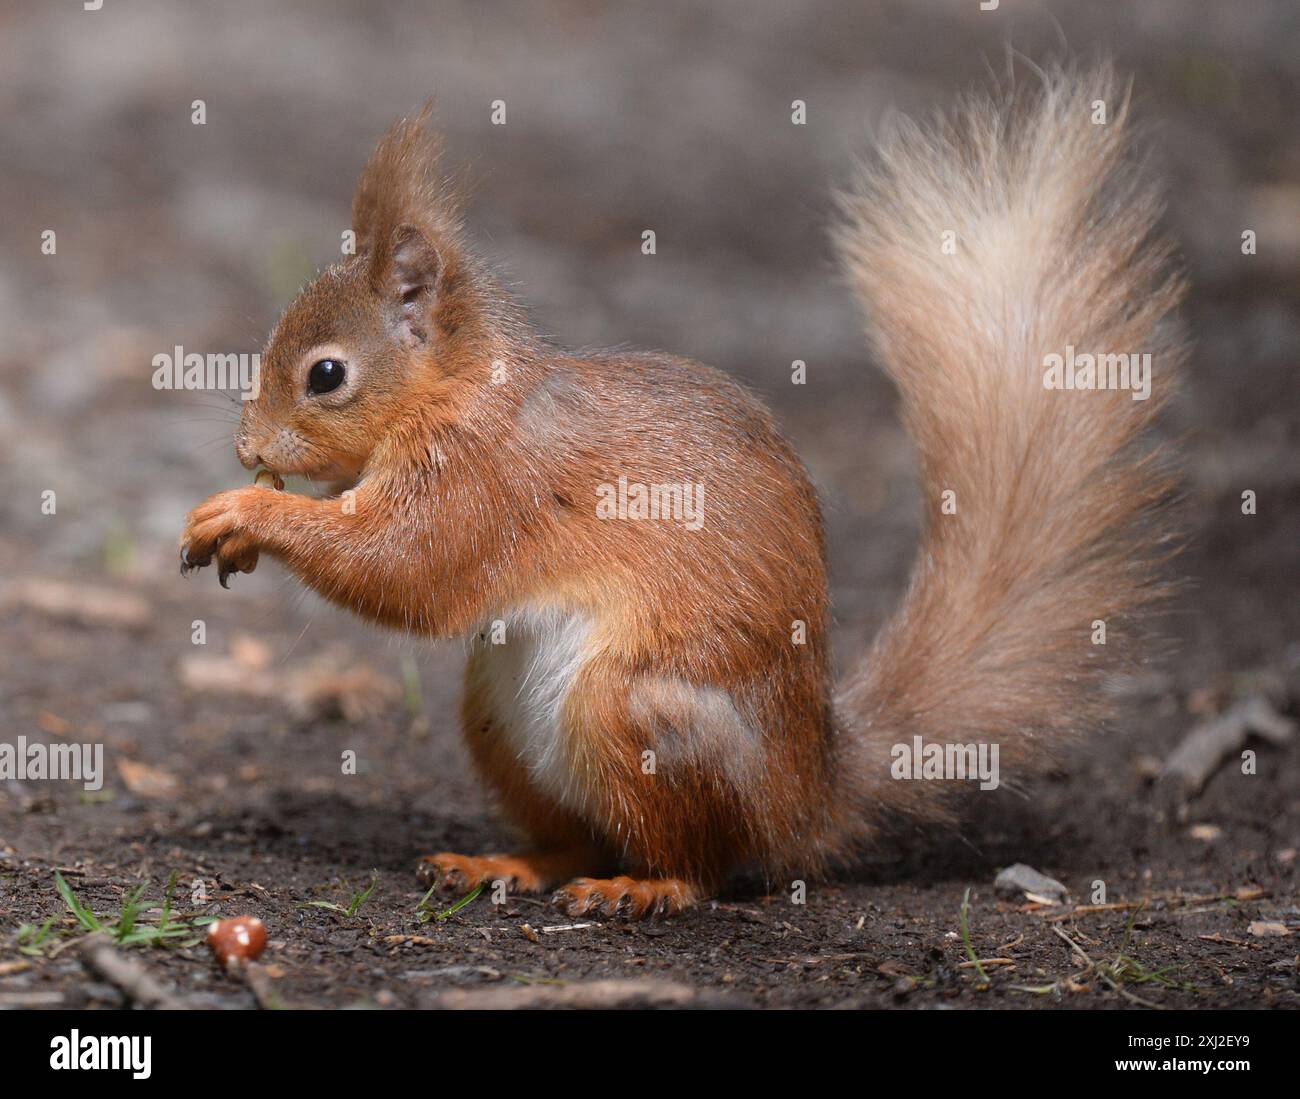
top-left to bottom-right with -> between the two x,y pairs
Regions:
234,435 -> 261,470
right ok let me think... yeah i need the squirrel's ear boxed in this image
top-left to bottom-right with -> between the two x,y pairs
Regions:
351,105 -> 464,346
381,224 -> 442,345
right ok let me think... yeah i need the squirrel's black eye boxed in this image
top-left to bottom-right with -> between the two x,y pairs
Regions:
307,358 -> 346,395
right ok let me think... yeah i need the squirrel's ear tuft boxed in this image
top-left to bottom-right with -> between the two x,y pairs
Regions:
351,101 -> 463,279
353,104 -> 467,345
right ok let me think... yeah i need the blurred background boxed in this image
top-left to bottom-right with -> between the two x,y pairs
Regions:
2,0 -> 1297,667
0,0 -> 1297,1008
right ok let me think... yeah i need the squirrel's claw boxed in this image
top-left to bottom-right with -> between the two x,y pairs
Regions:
180,542 -> 238,586
180,544 -> 206,576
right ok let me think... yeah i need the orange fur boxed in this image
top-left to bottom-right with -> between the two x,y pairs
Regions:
182,66 -> 1183,916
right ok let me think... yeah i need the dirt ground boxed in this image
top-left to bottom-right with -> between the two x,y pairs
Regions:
1,1 -> 1297,1010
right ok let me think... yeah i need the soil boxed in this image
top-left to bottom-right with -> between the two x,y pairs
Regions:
0,0 -> 1297,1010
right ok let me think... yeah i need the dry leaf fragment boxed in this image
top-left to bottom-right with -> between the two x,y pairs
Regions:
179,654 -> 269,696
230,635 -> 273,671
180,644 -> 398,722
10,579 -> 150,630
116,759 -> 181,799
37,711 -> 71,736
1247,921 -> 1292,938
383,934 -> 439,946
285,661 -> 398,722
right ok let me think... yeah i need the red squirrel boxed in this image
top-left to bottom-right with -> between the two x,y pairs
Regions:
180,66 -> 1183,918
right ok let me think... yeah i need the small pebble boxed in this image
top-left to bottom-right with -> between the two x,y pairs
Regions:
993,863 -> 1068,902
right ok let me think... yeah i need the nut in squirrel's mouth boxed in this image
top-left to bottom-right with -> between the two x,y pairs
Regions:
254,465 -> 361,499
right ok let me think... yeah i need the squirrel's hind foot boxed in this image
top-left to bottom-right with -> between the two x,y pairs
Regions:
417,850 -> 589,894
552,876 -> 699,919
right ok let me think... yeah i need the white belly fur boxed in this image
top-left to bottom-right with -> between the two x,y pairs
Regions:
475,606 -> 594,814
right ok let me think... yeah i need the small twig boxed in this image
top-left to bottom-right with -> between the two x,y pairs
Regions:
1054,901 -> 1148,916
1042,890 -> 1256,922
1050,925 -> 1093,967
1198,933 -> 1257,948
435,978 -> 705,1010
0,991 -> 66,1007
1160,694 -> 1295,797
237,961 -> 285,1010
77,934 -> 188,1010
957,957 -> 1016,970
1094,967 -> 1165,1010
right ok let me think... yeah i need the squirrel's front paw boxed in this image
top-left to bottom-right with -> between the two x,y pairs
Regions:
180,487 -> 266,587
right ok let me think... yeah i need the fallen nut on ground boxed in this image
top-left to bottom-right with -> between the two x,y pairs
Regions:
207,915 -> 268,968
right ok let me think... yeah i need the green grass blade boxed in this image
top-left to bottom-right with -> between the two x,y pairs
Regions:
160,870 -> 180,933
346,871 -> 380,917
436,880 -> 485,921
115,882 -> 149,941
959,887 -> 990,983
55,871 -> 102,932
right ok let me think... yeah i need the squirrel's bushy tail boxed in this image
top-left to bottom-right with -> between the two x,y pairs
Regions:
830,65 -> 1184,837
